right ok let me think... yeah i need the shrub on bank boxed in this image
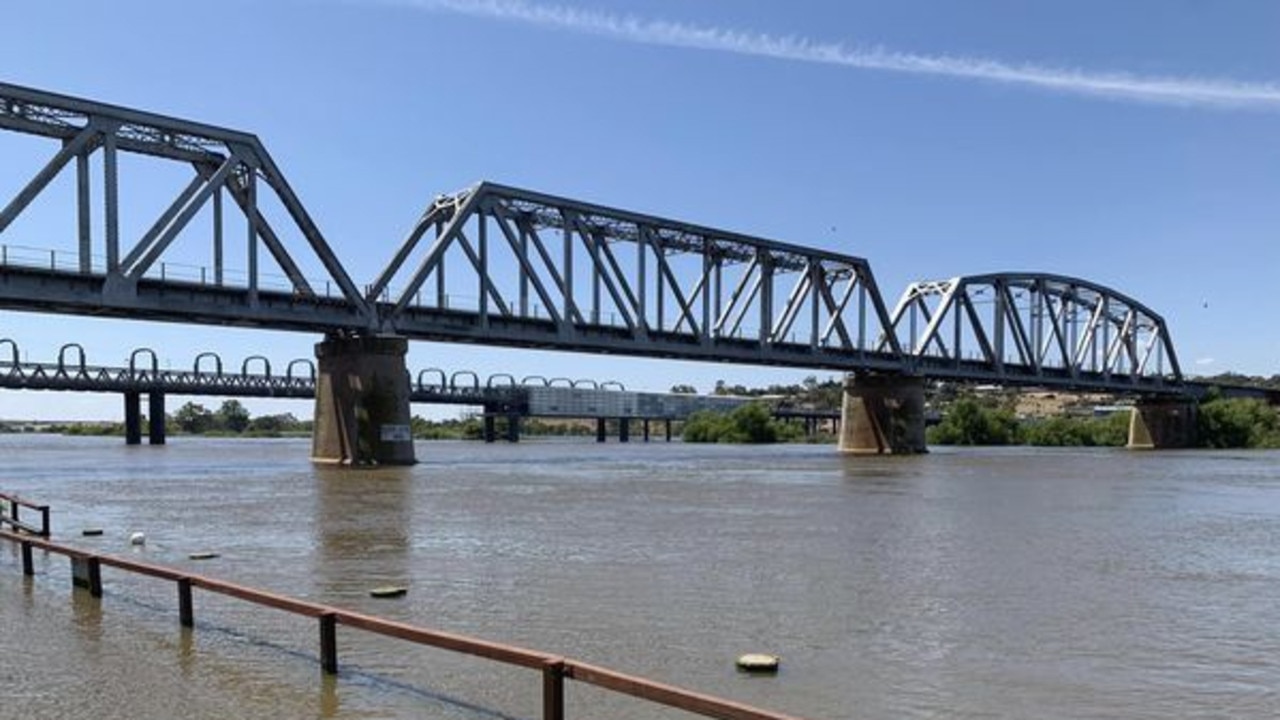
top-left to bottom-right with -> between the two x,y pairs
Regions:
682,403 -> 801,444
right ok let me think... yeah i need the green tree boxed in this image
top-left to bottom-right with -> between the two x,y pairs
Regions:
215,400 -> 252,433
172,402 -> 215,434
669,384 -> 698,394
1197,398 -> 1280,448
928,397 -> 1020,445
682,403 -> 801,444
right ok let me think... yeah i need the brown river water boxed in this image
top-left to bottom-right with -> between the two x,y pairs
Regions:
1,435 -> 1279,719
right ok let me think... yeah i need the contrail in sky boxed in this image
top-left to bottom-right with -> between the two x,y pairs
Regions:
364,0 -> 1280,110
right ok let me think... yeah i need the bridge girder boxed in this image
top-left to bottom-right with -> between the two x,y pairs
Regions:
0,81 -> 373,329
883,272 -> 1183,391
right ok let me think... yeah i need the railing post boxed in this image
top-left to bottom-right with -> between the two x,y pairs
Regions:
178,577 -> 194,628
21,541 -> 33,576
71,555 -> 103,597
38,505 -> 49,537
319,612 -> 338,674
543,658 -> 565,720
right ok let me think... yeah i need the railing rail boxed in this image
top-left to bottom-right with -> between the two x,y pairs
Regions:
1,530 -> 805,720
0,492 -> 49,536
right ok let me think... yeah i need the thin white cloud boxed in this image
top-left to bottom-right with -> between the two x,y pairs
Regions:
1195,357 -> 1216,366
365,0 -> 1280,110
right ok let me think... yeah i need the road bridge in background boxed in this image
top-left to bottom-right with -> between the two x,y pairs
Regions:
0,81 -> 1210,460
0,342 -> 761,445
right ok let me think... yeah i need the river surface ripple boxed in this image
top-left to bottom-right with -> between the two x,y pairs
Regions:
2,436 -> 1279,719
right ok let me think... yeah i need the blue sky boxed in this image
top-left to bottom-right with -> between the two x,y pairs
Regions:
1,0 -> 1278,420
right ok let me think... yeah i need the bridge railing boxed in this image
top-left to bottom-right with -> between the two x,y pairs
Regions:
4,529 -> 804,720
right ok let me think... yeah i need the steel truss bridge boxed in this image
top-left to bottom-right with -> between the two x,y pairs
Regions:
0,82 -> 1187,396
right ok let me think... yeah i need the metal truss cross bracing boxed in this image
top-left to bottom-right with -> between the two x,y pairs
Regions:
369,182 -> 904,370
882,273 -> 1184,392
0,81 -> 373,332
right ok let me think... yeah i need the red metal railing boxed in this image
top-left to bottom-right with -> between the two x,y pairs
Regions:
0,492 -> 50,536
2,529 -> 805,720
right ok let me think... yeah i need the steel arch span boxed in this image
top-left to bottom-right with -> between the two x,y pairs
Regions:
882,273 -> 1183,392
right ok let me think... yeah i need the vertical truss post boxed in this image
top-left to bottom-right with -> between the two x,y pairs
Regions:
518,221 -> 530,316
702,240 -> 713,345
809,262 -> 821,350
713,255 -> 723,333
245,169 -> 258,302
102,131 -> 119,273
77,150 -> 91,273
758,250 -> 773,343
1100,296 -> 1110,379
637,228 -> 647,329
655,234 -> 666,331
858,283 -> 867,352
435,218 -> 446,308
589,226 -> 601,324
953,297 -> 963,366
213,185 -> 223,286
478,212 -> 489,327
561,219 -> 573,330
993,283 -> 1006,370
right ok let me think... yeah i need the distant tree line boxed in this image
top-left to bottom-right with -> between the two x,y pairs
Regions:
928,396 -> 1129,447
674,375 -> 844,410
929,391 -> 1280,449
171,400 -> 311,436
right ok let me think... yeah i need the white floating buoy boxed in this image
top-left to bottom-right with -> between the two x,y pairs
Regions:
129,531 -> 146,546
735,653 -> 780,673
369,585 -> 408,599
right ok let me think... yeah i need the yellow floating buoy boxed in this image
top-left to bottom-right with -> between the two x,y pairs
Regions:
369,586 -> 408,599
735,653 -> 780,673
188,551 -> 220,560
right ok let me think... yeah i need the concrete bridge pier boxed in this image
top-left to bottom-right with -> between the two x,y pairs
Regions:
838,374 -> 928,455
311,335 -> 415,465
1127,399 -> 1198,449
124,391 -> 166,445
596,418 -> 607,443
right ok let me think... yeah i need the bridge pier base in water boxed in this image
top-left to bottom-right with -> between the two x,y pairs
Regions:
1127,399 -> 1197,450
124,391 -> 166,445
311,335 -> 415,465
838,374 -> 928,455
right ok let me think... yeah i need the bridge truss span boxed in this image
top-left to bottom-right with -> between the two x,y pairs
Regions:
0,81 -> 372,331
370,182 -> 904,370
883,272 -> 1183,392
